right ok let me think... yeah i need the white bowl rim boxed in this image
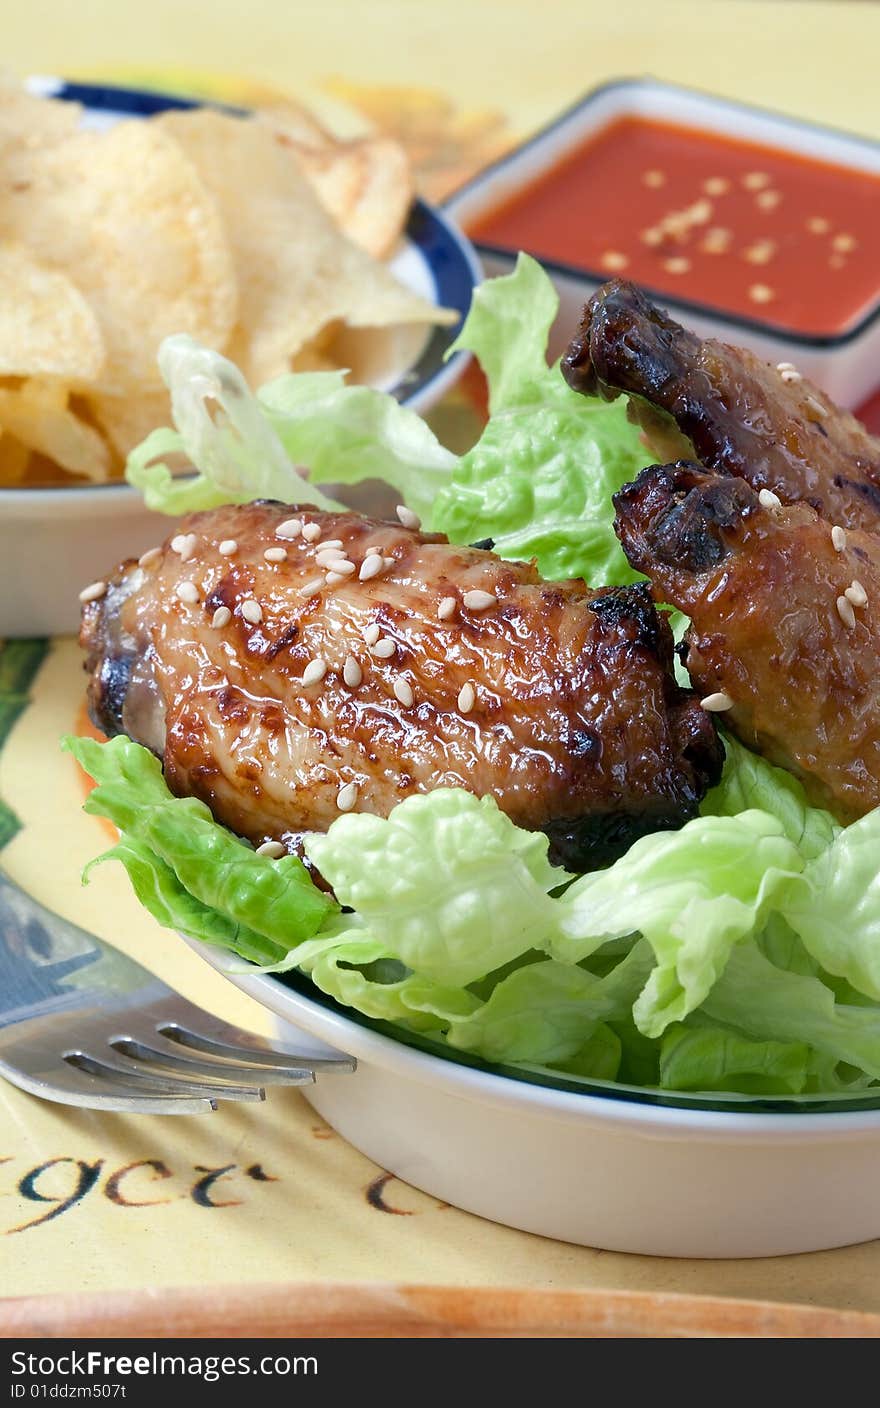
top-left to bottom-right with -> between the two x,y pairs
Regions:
191,939 -> 880,1143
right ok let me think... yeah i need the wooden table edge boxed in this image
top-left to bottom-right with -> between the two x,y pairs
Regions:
1,1282 -> 878,1338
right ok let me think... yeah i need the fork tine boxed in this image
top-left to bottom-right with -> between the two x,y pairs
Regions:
0,1054 -> 217,1115
154,1019 -> 357,1073
110,1036 -> 316,1087
0,869 -> 356,1117
64,1051 -> 266,1103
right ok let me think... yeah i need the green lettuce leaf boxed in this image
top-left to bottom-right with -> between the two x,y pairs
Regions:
447,249 -> 560,414
702,942 -> 880,1080
445,939 -> 654,1065
549,1024 -> 623,1082
126,260 -> 648,590
659,1022 -> 811,1095
85,835 -> 289,966
129,345 -> 456,523
552,811 -> 804,1037
64,730 -> 880,1094
258,370 -> 457,524
757,913 -> 820,978
127,336 -> 338,515
304,935 -> 481,1034
430,254 -> 649,584
610,1014 -> 662,1088
702,731 -> 840,860
782,807 -> 880,1001
303,789 -> 564,987
63,734 -> 335,950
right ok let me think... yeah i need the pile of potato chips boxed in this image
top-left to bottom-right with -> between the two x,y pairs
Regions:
0,80 -> 454,488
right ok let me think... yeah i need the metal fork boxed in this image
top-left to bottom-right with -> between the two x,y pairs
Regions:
0,871 -> 355,1114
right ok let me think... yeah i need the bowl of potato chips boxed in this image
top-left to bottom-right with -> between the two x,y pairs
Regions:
0,77 -> 480,637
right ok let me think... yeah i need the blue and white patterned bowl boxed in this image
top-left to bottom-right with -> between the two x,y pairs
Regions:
1,80 -> 482,637
29,76 -> 482,414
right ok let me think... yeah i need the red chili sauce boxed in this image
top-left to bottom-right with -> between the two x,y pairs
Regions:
468,117 -> 880,337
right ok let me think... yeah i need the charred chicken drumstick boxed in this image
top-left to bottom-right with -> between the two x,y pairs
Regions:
614,461 -> 880,822
563,279 -> 880,535
80,501 -> 722,870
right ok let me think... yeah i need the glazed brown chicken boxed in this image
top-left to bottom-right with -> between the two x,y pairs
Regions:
563,279 -> 880,535
614,460 -> 880,822
80,501 -> 722,870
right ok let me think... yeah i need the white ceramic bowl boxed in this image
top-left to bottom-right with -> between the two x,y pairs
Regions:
192,939 -> 880,1260
444,78 -> 880,407
0,79 -> 481,640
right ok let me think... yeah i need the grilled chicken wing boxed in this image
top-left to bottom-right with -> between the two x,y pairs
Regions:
614,460 -> 880,821
80,501 -> 722,870
563,279 -> 880,534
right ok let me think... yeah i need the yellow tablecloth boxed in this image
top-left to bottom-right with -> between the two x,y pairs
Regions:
8,0 -> 880,150
4,0 -> 880,1333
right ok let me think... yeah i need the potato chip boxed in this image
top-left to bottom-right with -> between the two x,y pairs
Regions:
333,137 -> 413,259
0,241 -> 105,381
86,388 -> 172,461
0,78 -> 82,151
156,109 -> 455,388
0,87 -> 451,490
255,98 -> 336,149
323,78 -> 513,202
0,430 -> 30,485
0,378 -> 111,481
279,131 -> 413,259
284,138 -> 363,234
318,318 -> 438,388
0,119 -> 237,392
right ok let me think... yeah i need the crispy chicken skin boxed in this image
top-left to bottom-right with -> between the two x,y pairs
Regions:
80,501 -> 722,870
563,279 -> 880,534
614,461 -> 880,822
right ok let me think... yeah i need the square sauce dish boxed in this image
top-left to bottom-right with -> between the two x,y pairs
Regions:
444,78 -> 880,409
